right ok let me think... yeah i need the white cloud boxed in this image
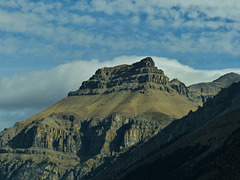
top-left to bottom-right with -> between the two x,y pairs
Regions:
71,15 -> 96,25
1,56 -> 240,131
152,56 -> 240,85
84,0 -> 240,21
1,0 -> 240,60
79,0 -> 240,34
130,16 -> 140,25
72,1 -> 90,11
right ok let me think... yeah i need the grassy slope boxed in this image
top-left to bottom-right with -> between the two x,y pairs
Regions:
21,89 -> 196,126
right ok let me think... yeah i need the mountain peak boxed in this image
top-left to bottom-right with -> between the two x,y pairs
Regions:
170,78 -> 188,96
68,57 -> 171,96
170,78 -> 182,85
213,72 -> 240,87
132,57 -> 155,68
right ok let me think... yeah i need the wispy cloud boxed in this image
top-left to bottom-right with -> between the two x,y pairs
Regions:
1,0 -> 240,67
1,56 -> 240,131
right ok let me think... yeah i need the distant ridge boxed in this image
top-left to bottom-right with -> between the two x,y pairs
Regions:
171,72 -> 240,106
213,72 -> 240,86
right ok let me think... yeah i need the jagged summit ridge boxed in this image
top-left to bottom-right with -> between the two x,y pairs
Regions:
69,57 -> 171,96
132,56 -> 155,68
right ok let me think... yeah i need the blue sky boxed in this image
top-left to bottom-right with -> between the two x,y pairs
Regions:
1,0 -> 240,131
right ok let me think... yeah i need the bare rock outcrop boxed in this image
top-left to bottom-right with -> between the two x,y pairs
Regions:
68,57 -> 171,96
0,112 -> 172,179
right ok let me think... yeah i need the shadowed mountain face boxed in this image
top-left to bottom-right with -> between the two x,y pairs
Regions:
90,81 -> 240,180
0,57 -> 240,180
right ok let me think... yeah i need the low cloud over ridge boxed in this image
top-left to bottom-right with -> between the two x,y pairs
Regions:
1,56 -> 240,131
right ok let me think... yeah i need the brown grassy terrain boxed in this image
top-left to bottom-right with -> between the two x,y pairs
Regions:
21,89 -> 196,128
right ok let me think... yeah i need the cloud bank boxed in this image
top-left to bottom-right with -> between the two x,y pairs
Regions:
1,56 -> 240,131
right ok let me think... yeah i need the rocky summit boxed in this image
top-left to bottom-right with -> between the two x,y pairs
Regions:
0,57 -> 239,180
68,57 -> 171,96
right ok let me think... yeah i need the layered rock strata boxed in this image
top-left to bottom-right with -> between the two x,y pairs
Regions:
69,57 -> 171,96
0,113 -> 171,179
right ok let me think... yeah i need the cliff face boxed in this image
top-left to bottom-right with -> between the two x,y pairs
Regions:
0,113 -> 171,180
69,57 -> 171,96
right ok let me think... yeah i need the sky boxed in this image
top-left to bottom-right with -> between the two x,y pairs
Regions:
1,0 -> 240,131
